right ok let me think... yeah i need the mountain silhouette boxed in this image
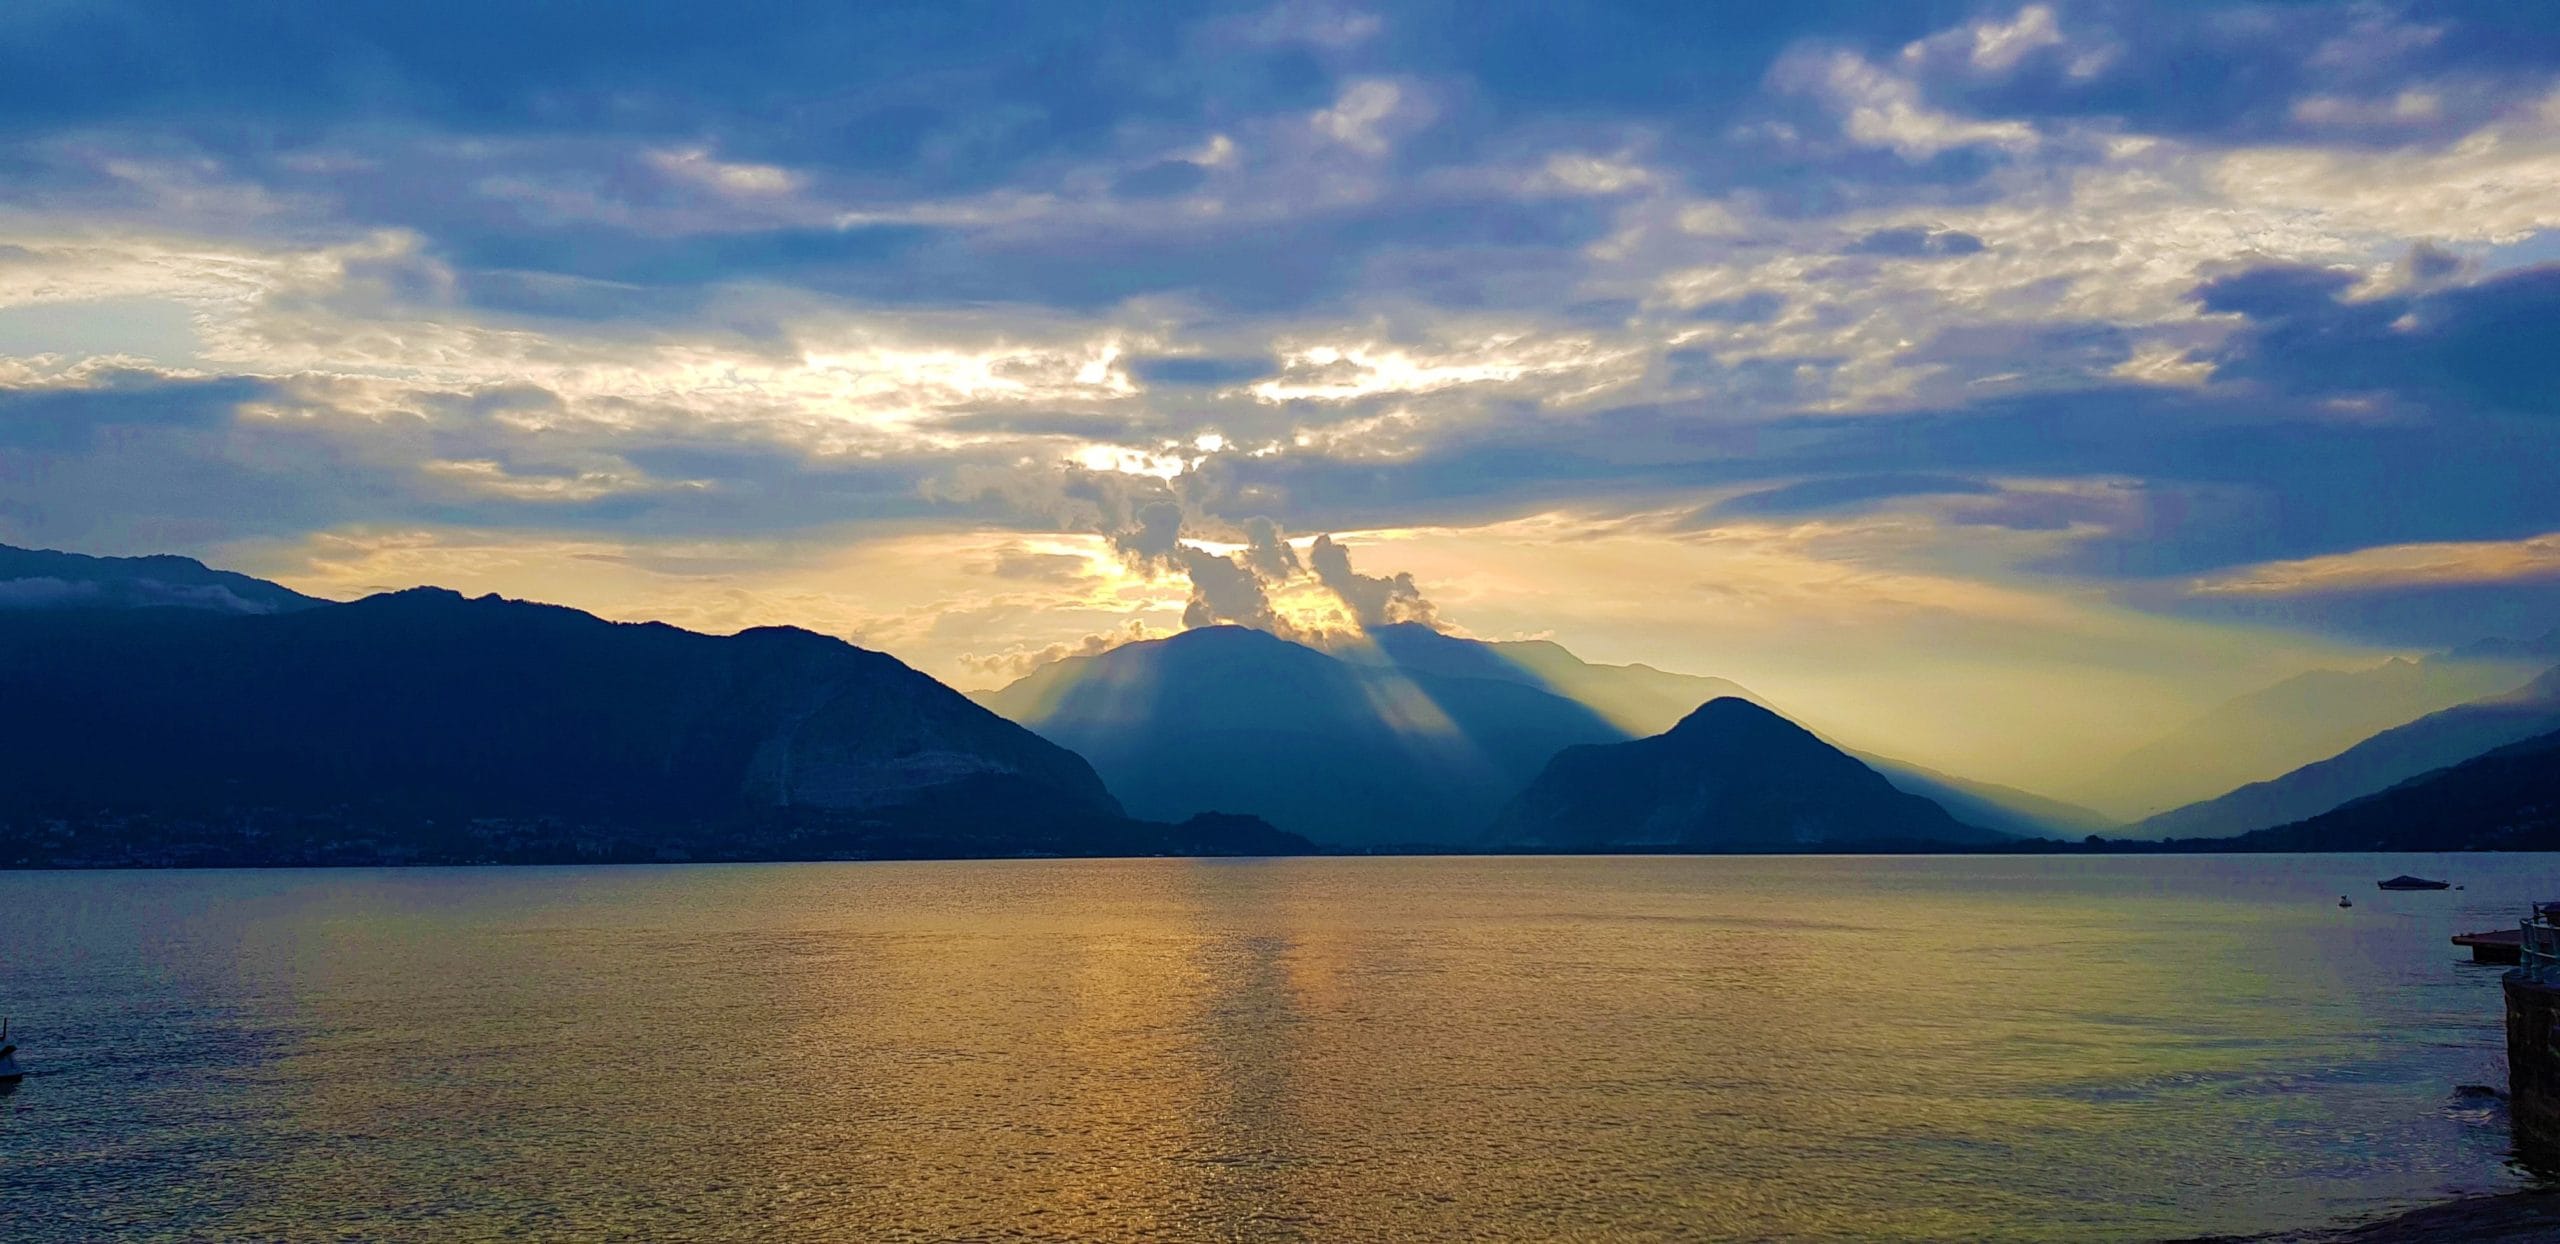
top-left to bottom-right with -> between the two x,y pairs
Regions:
980,624 -> 1625,847
1492,698 -> 2008,851
0,542 -> 326,614
2209,727 -> 2560,852
2072,654 -> 2540,820
2134,664 -> 2560,839
0,579 -> 1305,862
1333,623 -> 2108,837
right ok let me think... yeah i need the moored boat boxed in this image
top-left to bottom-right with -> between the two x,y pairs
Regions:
2378,875 -> 2451,891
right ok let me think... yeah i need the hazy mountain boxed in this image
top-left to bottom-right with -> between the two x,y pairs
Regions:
2073,655 -> 2542,820
0,587 -> 1303,862
1344,623 -> 1754,734
0,542 -> 326,615
2209,728 -> 2560,853
1492,698 -> 2009,851
2448,628 -> 2560,664
979,624 -> 1624,847
2134,665 -> 2560,839
1844,753 -> 2116,839
1334,623 -> 2111,837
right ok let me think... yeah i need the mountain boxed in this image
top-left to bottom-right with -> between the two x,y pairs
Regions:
2209,728 -> 2560,852
2448,628 -> 2560,664
1843,753 -> 2116,839
0,542 -> 326,614
1342,623 -> 1755,734
2072,654 -> 2541,820
1492,698 -> 2009,851
1336,623 -> 2111,837
0,586 -> 1305,864
978,624 -> 1625,847
2134,665 -> 2560,839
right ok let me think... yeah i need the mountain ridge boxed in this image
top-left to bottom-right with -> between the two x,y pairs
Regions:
0,542 -> 328,615
0,576 -> 1310,864
2072,653 -> 2543,819
2133,664 -> 2560,840
2204,727 -> 2560,852
1492,697 -> 2010,851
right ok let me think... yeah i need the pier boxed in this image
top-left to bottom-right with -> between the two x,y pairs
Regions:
2505,905 -> 2560,1149
2456,928 -> 2525,964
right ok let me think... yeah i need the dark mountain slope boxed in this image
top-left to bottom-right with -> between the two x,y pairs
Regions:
1493,697 -> 2008,851
2213,729 -> 2560,852
2135,665 -> 2560,839
2075,655 -> 2540,820
0,588 -> 1319,863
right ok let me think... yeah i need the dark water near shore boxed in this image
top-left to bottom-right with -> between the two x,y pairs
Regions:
1,854 -> 2550,1241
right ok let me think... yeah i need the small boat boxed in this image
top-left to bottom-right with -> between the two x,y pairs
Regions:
2339,896 -> 2353,908
0,1017 -> 20,1084
2378,875 -> 2451,891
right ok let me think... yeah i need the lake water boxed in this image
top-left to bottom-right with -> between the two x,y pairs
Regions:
1,855 -> 2551,1241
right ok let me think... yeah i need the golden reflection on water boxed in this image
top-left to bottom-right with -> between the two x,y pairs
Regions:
0,855 -> 2543,1241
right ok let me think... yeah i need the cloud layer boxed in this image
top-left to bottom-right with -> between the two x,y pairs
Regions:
4,1 -> 2558,791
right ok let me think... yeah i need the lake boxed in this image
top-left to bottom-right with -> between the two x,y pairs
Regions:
1,855 -> 2550,1241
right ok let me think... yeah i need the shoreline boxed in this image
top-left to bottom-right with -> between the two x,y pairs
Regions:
2176,1189 -> 2560,1243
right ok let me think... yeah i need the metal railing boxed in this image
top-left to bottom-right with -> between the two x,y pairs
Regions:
2523,903 -> 2560,983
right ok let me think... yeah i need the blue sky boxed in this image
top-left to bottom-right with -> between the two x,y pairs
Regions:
3,1 -> 2557,792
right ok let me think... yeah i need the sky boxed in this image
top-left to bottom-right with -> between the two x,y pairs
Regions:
3,1 -> 2558,795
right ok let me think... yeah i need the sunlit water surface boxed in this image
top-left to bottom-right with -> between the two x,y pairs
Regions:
3,855 -> 2552,1241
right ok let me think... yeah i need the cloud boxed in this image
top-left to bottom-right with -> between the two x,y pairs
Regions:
1775,47 -> 2039,161
1309,533 -> 1438,628
1312,79 -> 1415,155
0,576 -> 99,608
1238,515 -> 1302,579
1125,354 -> 1277,387
1844,227 -> 1987,257
1718,474 -> 2000,518
2187,532 -> 2560,597
959,617 -> 1163,681
9,0 -> 2560,775
2195,260 -> 2560,416
1177,541 -> 1289,632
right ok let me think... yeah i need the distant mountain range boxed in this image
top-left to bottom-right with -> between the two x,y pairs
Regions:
2071,654 -> 2544,820
2132,664 -> 2560,840
1338,624 -> 2111,839
0,547 -> 1303,865
979,624 -> 1626,848
1493,698 -> 2008,851
2206,728 -> 2560,853
11,538 -> 2559,863
978,621 -> 2084,848
0,544 -> 325,615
